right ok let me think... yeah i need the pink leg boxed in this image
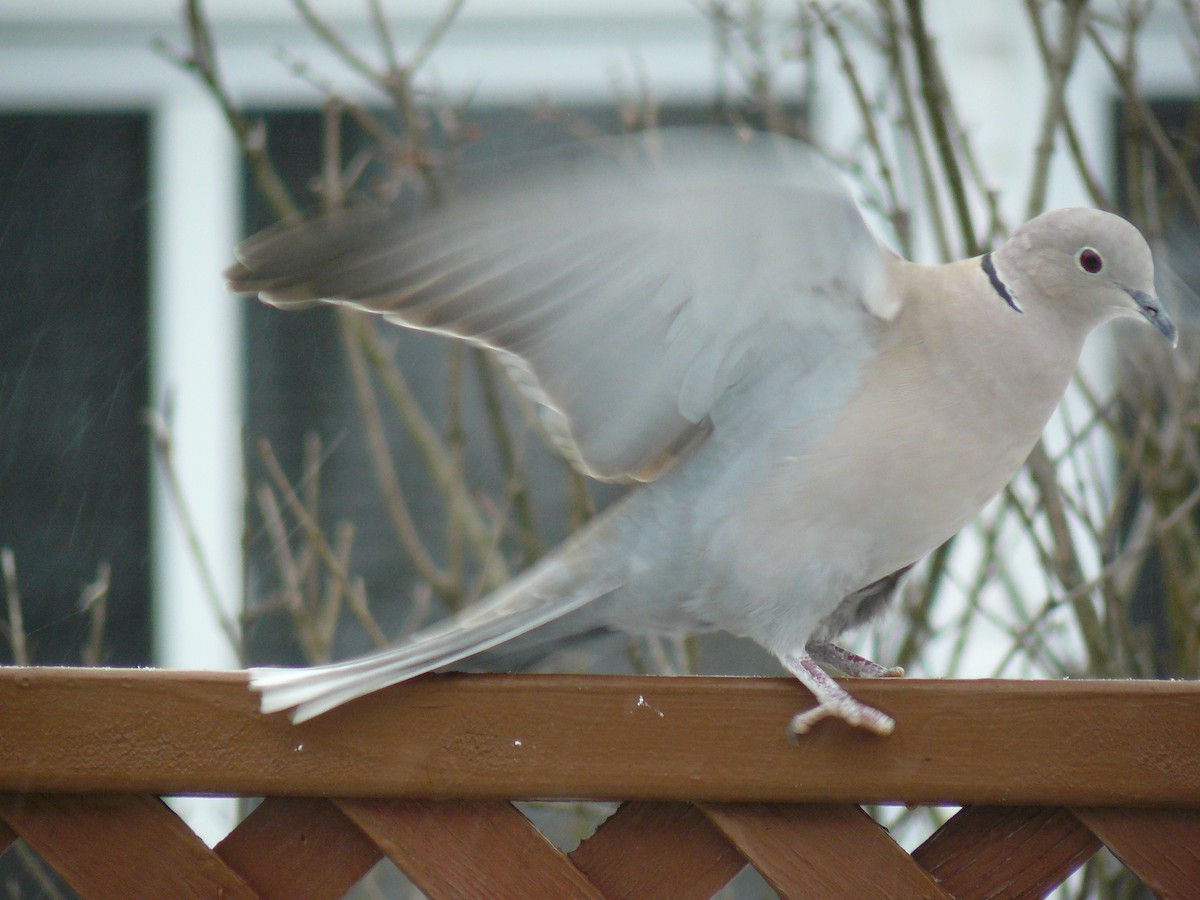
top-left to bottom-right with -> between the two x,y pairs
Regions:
780,650 -> 896,736
805,640 -> 904,678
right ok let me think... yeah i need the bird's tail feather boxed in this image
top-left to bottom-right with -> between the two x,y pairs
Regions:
249,551 -> 621,723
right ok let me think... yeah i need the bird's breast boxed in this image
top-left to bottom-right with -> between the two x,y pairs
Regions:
731,332 -> 1066,588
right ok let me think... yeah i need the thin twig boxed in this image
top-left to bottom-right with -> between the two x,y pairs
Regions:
1045,482 -> 1200,631
319,522 -> 357,653
1024,440 -> 1108,667
359,318 -> 509,589
1,548 -> 28,666
813,3 -> 911,252
79,562 -> 112,667
256,481 -> 325,662
445,344 -> 468,601
474,349 -> 543,567
148,406 -> 244,656
337,313 -> 455,595
893,538 -> 952,671
367,0 -> 400,72
157,0 -> 298,219
257,438 -> 389,648
301,432 -> 324,618
1023,0 -> 1089,219
11,843 -> 68,900
903,0 -> 979,254
409,0 -> 467,75
1024,0 -> 1111,209
874,0 -> 952,260
1090,19 -> 1200,224
291,0 -> 383,86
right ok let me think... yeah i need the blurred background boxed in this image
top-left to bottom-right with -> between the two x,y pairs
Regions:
2,1 -> 1198,896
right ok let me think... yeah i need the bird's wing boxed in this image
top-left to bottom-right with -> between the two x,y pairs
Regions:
226,129 -> 899,482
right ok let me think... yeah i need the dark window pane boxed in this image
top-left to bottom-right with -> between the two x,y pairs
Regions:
1113,97 -> 1200,678
0,113 -> 151,666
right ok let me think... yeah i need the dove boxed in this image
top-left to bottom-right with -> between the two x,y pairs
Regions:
229,129 -> 1176,735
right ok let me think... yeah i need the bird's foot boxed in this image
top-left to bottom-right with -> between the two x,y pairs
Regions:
781,650 -> 896,737
805,640 -> 904,679
788,694 -> 896,736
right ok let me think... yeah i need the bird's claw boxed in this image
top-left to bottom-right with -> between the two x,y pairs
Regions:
782,648 -> 897,737
789,695 -> 896,737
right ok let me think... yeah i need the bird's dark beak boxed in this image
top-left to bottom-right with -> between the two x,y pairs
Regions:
1128,288 -> 1178,347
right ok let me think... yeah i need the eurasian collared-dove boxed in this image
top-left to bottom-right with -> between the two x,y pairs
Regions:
229,129 -> 1177,735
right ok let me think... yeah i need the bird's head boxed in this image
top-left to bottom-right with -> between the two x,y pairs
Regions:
996,208 -> 1177,347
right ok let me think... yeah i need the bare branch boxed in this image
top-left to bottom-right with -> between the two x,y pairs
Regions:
79,562 -> 112,668
903,0 -> 979,254
1023,0 -> 1089,219
1090,18 -> 1200,225
1,548 -> 28,666
257,438 -> 389,649
158,0 -> 298,220
409,0 -> 467,75
337,312 -> 455,596
474,350 -> 543,568
147,405 -> 244,657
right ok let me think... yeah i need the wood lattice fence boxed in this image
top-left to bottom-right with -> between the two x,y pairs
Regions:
1,668 -> 1198,898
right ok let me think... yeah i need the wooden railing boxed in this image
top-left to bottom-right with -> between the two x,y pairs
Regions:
1,668 -> 1198,898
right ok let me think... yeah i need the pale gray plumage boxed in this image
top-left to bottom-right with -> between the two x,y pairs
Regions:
232,129 -> 1176,733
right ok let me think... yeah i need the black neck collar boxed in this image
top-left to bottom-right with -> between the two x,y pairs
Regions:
981,253 -> 1022,314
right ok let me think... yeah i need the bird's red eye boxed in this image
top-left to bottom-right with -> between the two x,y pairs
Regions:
1078,247 -> 1104,274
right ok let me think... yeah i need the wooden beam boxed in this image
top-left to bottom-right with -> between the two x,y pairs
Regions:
702,803 -> 951,898
1073,807 -> 1200,899
215,797 -> 382,899
0,793 -> 257,899
568,801 -> 745,898
336,799 -> 605,898
1,668 -> 1199,805
912,806 -> 1100,898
